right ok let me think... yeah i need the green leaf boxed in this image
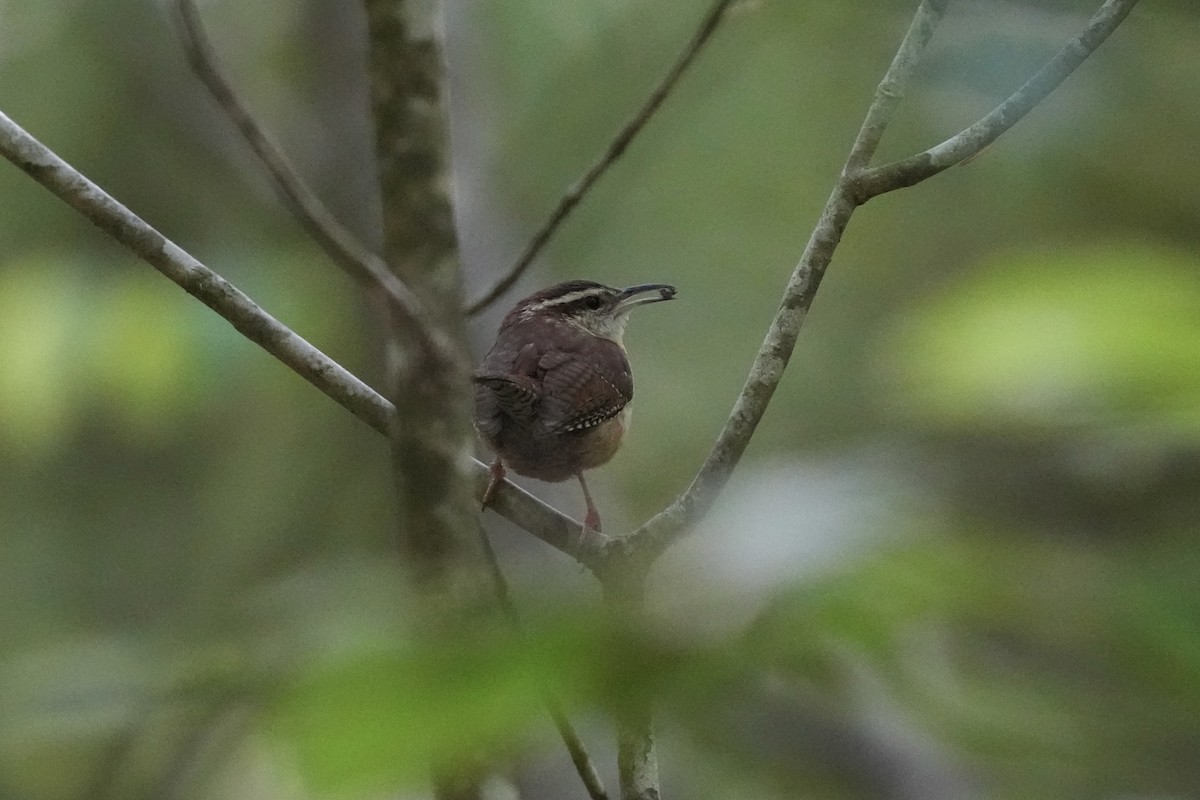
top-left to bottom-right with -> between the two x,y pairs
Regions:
268,621 -> 593,794
0,258 -> 82,454
881,245 -> 1200,437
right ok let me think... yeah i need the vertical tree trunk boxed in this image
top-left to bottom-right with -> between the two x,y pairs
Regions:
361,1 -> 484,593
361,1 -> 489,794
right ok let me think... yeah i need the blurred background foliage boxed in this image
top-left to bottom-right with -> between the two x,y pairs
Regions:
1,0 -> 1198,798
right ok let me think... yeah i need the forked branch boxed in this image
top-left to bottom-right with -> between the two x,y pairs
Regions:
615,0 -> 948,563
620,0 -> 1140,565
856,0 -> 1140,198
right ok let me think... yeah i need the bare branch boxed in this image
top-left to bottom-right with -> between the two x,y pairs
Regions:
475,469 -> 609,573
601,567 -> 658,800
0,108 -> 589,564
465,0 -> 738,317
616,0 -> 1140,565
845,0 -> 950,171
614,704 -> 657,800
173,0 -> 441,351
618,0 -> 952,564
551,708 -> 610,800
856,0 -> 1141,199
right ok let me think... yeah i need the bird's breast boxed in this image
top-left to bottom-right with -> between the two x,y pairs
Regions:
576,405 -> 630,471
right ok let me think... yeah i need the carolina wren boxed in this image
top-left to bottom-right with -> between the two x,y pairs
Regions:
474,280 -> 677,532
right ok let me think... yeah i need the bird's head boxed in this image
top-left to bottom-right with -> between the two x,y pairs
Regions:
510,280 -> 676,342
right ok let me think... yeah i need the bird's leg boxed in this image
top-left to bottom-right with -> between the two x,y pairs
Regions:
481,458 -> 506,510
576,472 -> 602,533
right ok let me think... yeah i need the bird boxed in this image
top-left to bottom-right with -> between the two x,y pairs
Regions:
473,279 -> 676,532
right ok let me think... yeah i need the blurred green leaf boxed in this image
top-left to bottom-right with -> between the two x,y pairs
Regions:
749,526 -> 1200,797
0,257 -> 81,453
88,271 -> 202,437
883,248 -> 1200,441
881,245 -> 1200,436
269,620 -> 586,794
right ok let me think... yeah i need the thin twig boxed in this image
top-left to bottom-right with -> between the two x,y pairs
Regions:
174,0 -> 444,355
477,528 -> 609,800
855,0 -> 1140,199
0,109 -> 587,565
465,0 -> 739,317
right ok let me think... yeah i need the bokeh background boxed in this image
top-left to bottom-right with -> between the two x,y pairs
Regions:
2,0 -> 1199,798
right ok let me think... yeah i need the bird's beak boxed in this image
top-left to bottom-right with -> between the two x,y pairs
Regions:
615,283 -> 677,314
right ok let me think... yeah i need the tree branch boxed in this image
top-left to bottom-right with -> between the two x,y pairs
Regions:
173,0 -> 446,357
845,0 -> 949,172
616,0 -> 1139,565
361,0 -> 489,611
464,0 -> 738,317
855,0 -> 1141,199
476,469 -> 609,573
614,697 -> 657,800
0,108 -> 590,564
616,0 -> 951,565
602,566 -> 658,800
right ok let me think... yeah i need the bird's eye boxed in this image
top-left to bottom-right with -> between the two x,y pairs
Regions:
584,296 -> 603,310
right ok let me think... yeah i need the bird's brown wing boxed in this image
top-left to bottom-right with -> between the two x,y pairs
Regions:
474,373 -> 539,424
536,343 -> 632,434
474,341 -> 542,437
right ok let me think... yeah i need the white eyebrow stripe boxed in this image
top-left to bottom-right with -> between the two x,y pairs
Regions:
522,288 -> 608,314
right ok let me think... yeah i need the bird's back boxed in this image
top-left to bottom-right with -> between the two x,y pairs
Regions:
474,316 -> 633,482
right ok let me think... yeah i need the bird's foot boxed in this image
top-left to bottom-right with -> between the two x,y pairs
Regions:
481,458 -> 505,510
575,472 -> 603,535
